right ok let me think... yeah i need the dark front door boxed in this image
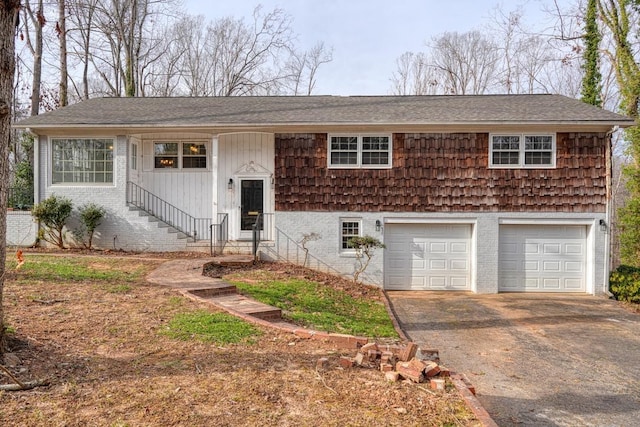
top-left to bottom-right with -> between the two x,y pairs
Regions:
240,179 -> 264,232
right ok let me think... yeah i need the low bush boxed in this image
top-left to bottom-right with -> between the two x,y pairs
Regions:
31,195 -> 73,248
609,265 -> 640,303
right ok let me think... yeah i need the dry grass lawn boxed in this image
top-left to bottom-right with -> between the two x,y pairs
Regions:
1,252 -> 479,426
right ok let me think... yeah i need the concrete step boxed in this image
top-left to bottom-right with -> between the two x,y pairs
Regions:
222,240 -> 275,255
210,294 -> 282,321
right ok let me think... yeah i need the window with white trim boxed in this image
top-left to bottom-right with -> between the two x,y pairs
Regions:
52,138 -> 114,184
341,219 -> 362,252
329,134 -> 391,168
154,141 -> 207,169
130,143 -> 137,170
489,134 -> 555,168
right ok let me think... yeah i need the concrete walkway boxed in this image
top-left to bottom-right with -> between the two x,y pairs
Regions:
387,291 -> 640,427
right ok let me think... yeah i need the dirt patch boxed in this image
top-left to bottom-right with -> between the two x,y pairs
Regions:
1,255 -> 479,426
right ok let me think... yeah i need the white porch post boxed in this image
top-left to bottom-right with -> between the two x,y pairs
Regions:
211,134 -> 219,221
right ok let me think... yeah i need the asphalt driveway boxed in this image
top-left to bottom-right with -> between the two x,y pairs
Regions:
387,292 -> 640,427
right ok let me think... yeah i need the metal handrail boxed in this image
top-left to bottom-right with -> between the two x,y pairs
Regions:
210,213 -> 228,255
251,213 -> 275,259
126,181 -> 211,241
252,213 -> 263,259
265,226 -> 341,275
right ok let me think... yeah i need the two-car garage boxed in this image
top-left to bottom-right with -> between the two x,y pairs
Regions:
384,221 -> 589,293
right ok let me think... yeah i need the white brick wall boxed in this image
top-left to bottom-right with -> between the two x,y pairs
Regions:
37,135 -> 196,252
6,211 -> 38,247
275,211 -> 609,295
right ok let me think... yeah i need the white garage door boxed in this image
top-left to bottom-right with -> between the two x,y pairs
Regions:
499,225 -> 586,292
385,224 -> 471,290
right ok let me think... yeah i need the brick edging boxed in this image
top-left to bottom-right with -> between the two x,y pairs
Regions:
179,289 -> 368,348
450,373 -> 498,427
381,290 -> 410,341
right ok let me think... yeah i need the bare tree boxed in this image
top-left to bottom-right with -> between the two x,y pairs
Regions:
429,31 -> 500,95
1,0 -> 22,355
22,0 -> 45,115
390,51 -> 439,95
206,6 -> 296,96
171,14 -> 215,96
57,0 -> 68,106
66,0 -> 98,100
286,42 -> 333,95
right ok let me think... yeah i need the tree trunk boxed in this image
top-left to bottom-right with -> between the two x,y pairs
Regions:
0,0 -> 21,355
24,0 -> 43,116
58,0 -> 68,106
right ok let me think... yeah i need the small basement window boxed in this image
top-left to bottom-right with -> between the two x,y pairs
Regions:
489,134 -> 555,168
329,134 -> 391,168
341,219 -> 362,252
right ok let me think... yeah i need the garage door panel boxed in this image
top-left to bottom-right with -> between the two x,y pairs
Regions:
524,261 -> 540,271
429,259 -> 447,270
565,244 -> 583,255
429,242 -> 447,253
525,278 -> 541,289
543,260 -> 561,272
542,278 -> 561,289
450,242 -> 468,253
429,276 -> 447,288
565,261 -> 583,273
524,243 -> 540,254
385,224 -> 471,291
450,277 -> 470,289
450,259 -> 468,270
499,225 -> 586,293
564,278 -> 583,290
543,243 -> 561,254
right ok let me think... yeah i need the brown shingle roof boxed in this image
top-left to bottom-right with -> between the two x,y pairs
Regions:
16,94 -> 633,128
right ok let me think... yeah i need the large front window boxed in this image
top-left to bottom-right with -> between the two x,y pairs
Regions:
489,134 -> 555,168
329,134 -> 392,168
52,138 -> 114,184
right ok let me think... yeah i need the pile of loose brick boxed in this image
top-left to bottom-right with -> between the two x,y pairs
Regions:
329,341 -> 451,391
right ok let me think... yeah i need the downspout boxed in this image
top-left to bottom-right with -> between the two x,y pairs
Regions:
604,127 -> 617,297
30,130 -> 40,206
32,130 -> 41,247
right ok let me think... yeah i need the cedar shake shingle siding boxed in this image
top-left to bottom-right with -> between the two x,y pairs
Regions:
274,132 -> 607,213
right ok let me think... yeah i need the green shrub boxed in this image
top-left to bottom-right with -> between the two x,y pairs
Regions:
75,203 -> 106,249
31,195 -> 73,248
609,265 -> 640,303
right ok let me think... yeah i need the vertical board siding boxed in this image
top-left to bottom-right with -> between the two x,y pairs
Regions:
138,134 -> 213,218
217,132 -> 275,217
274,132 -> 607,213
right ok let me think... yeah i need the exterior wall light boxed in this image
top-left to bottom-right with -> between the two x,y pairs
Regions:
228,178 -> 234,190
599,219 -> 607,232
376,219 -> 382,232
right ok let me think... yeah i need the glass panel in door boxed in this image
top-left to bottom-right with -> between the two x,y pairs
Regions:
241,179 -> 264,232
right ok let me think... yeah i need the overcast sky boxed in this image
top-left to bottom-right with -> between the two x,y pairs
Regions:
182,0 -> 564,95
